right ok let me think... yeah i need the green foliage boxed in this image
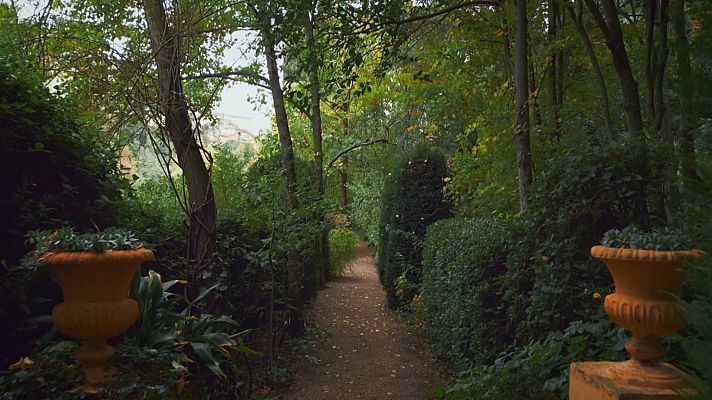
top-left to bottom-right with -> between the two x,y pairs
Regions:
421,218 -> 521,370
422,142 -> 651,397
118,176 -> 187,245
377,144 -> 451,307
0,53 -> 128,266
127,269 -> 254,395
24,227 -> 143,258
328,228 -> 359,276
676,155 -> 712,399
438,310 -> 626,400
348,170 -> 385,245
514,141 -> 652,341
601,225 -> 693,251
0,341 -> 187,400
211,144 -> 252,221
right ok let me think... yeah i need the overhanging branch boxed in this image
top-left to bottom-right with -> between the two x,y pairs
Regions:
386,0 -> 500,26
182,70 -> 270,89
326,139 -> 390,171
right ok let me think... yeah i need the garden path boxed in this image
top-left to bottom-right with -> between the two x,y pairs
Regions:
277,245 -> 439,399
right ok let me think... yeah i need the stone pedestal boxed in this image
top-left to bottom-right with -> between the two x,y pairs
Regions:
569,362 -> 697,400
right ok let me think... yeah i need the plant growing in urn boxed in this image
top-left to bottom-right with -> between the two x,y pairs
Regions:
591,226 -> 703,389
24,228 -> 154,390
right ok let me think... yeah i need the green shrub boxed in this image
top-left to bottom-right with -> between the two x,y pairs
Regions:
421,218 -> 521,370
120,175 -> 186,237
676,153 -> 712,398
0,55 -> 127,266
425,142 -> 650,398
0,341 -> 187,400
511,141 -> 652,343
438,310 -> 626,400
329,228 -> 359,276
377,144 -> 451,307
601,225 -> 692,250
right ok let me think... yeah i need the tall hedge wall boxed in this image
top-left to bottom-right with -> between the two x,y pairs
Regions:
420,142 -> 652,398
377,144 -> 451,307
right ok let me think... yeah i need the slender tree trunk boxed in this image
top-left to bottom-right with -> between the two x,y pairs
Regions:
261,25 -> 303,330
340,116 -> 350,207
306,10 -> 324,196
529,54 -> 541,128
340,156 -> 349,206
645,0 -> 658,121
514,0 -> 534,211
263,29 -> 300,211
655,0 -> 670,132
557,9 -> 566,107
567,3 -> 615,138
670,0 -> 699,181
143,0 -> 217,279
305,8 -> 330,287
545,0 -> 559,138
585,0 -> 645,138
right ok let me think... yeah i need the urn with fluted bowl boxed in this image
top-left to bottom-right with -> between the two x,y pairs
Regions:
591,245 -> 702,388
43,249 -> 154,386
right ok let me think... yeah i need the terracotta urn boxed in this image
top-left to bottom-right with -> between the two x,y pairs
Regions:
43,249 -> 154,386
591,245 -> 702,387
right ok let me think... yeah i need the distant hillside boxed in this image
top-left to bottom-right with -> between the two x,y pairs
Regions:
122,114 -> 259,181
201,114 -> 258,147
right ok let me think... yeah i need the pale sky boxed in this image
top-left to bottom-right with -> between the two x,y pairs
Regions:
217,80 -> 272,135
216,32 -> 274,135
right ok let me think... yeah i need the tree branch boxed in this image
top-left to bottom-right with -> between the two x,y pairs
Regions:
326,139 -> 390,171
386,0 -> 500,26
182,70 -> 270,87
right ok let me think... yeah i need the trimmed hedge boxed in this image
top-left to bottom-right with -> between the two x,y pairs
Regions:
377,144 -> 451,307
422,142 -> 652,398
422,218 -> 522,369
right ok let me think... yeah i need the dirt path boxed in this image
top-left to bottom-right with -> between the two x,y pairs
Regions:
277,246 -> 439,400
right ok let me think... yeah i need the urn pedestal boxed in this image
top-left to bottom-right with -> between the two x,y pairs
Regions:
44,249 -> 154,388
569,246 -> 701,399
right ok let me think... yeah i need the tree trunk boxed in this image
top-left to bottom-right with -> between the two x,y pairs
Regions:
654,0 -> 670,132
645,0 -> 658,122
557,9 -> 566,107
306,10 -> 324,196
670,0 -> 699,181
143,0 -> 217,279
263,29 -> 300,211
567,2 -> 615,138
545,0 -> 559,138
529,53 -> 541,128
585,0 -> 645,138
261,25 -> 303,331
340,156 -> 349,206
513,0 -> 534,211
305,9 -> 330,287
